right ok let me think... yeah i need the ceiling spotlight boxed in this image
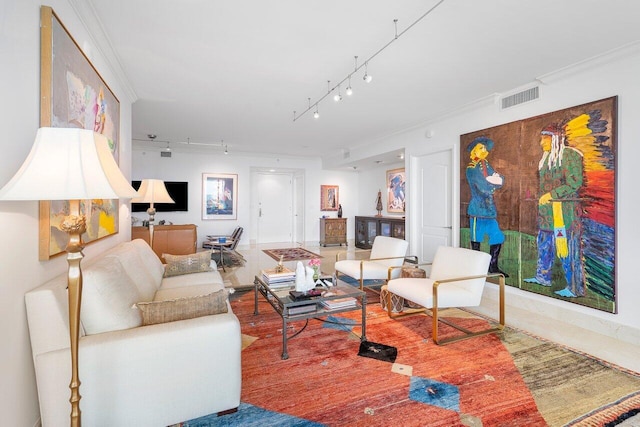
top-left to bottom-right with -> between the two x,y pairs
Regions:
165,143 -> 171,152
363,62 -> 373,83
313,104 -> 319,119
147,134 -> 157,140
346,76 -> 353,96
224,145 -> 228,155
334,85 -> 342,102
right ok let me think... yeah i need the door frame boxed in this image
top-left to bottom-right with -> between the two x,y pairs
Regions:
408,146 -> 457,262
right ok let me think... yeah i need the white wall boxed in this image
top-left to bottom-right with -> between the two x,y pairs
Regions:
0,1 -> 135,425
132,149 -> 360,246
360,44 -> 640,371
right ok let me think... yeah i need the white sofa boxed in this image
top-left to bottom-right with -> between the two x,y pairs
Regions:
25,239 -> 241,427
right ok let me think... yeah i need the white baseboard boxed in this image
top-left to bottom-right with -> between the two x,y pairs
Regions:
477,284 -> 640,374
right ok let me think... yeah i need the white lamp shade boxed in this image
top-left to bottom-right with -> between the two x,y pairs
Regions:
0,127 -> 139,201
132,179 -> 175,205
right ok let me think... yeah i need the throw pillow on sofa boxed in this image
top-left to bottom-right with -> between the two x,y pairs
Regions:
135,289 -> 229,325
163,251 -> 213,277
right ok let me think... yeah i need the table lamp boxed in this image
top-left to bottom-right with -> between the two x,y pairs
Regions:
0,127 -> 139,427
132,179 -> 175,225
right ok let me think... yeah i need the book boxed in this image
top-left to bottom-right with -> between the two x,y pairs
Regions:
287,303 -> 318,315
262,267 -> 294,278
321,297 -> 357,310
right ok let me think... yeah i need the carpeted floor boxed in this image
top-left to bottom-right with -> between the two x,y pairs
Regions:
263,247 -> 323,262
178,294 -> 640,426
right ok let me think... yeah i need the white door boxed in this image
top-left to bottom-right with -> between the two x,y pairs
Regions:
255,172 -> 293,244
412,148 -> 453,262
293,172 -> 305,245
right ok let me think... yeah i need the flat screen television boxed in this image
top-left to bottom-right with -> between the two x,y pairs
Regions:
131,181 -> 189,212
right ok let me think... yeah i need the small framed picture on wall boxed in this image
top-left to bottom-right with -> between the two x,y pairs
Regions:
320,185 -> 339,211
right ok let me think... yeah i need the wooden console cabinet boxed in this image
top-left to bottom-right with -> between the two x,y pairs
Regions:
319,218 -> 347,246
355,216 -> 405,249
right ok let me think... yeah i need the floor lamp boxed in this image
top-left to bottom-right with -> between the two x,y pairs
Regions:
0,127 -> 139,427
132,179 -> 174,245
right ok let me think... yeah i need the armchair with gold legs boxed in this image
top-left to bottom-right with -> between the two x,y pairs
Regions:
385,246 -> 505,345
334,236 -> 415,290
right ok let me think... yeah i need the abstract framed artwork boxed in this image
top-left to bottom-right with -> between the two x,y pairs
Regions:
459,96 -> 617,313
39,6 -> 121,260
386,168 -> 405,213
320,185 -> 339,211
202,173 -> 238,220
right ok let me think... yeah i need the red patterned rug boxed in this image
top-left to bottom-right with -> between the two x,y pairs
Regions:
263,247 -> 322,262
177,296 -> 640,426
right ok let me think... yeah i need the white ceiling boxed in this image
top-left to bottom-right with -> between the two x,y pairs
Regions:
83,0 -> 640,168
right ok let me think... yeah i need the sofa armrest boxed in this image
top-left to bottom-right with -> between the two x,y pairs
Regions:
34,312 -> 241,427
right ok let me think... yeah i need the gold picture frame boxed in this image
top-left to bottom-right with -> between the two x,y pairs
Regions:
386,168 -> 405,213
320,185 -> 339,211
39,6 -> 121,260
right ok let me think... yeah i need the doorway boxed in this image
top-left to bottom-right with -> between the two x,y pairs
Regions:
410,148 -> 454,262
251,170 -> 304,244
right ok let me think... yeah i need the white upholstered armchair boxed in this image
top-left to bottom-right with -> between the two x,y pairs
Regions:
386,245 -> 505,345
334,236 -> 411,290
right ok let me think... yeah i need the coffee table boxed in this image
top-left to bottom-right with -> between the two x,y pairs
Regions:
254,275 -> 367,359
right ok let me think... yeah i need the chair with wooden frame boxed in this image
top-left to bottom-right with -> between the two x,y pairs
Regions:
385,245 -> 505,345
334,235 -> 415,290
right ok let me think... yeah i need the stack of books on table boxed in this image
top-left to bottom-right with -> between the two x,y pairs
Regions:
286,303 -> 318,316
261,267 -> 296,288
320,297 -> 357,310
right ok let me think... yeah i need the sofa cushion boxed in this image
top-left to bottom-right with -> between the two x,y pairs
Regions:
136,289 -> 229,325
163,251 -> 213,277
81,257 -> 143,334
104,241 -> 158,301
160,269 -> 224,290
130,239 -> 165,284
154,283 -> 224,301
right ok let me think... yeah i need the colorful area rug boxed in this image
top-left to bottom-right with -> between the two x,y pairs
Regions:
178,296 -> 640,426
263,247 -> 322,262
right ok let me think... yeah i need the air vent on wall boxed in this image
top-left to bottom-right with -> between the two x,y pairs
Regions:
501,86 -> 539,109
160,151 -> 172,158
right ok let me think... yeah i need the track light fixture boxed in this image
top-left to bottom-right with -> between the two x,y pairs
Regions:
292,0 -> 445,122
334,85 -> 342,102
363,62 -> 372,83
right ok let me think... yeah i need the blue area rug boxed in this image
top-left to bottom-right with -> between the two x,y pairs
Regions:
183,402 -> 324,426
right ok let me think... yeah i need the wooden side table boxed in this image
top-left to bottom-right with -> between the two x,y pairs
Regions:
319,217 -> 347,246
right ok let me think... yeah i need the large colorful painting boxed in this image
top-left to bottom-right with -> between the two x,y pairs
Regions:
39,6 -> 121,260
459,97 -> 617,313
202,173 -> 238,220
386,168 -> 405,213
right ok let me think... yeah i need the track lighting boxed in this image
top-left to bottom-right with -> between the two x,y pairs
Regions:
363,62 -> 372,83
224,145 -> 228,155
334,85 -> 342,102
292,0 -> 445,121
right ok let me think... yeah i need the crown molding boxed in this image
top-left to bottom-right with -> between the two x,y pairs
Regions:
68,0 -> 137,103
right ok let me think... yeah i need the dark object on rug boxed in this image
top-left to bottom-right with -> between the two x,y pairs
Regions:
358,340 -> 397,363
263,247 -> 323,262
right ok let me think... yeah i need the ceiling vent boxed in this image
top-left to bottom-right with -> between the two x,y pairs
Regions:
160,151 -> 172,158
501,86 -> 539,109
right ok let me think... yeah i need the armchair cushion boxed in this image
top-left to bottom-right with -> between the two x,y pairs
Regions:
163,251 -> 213,277
136,289 -> 229,326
